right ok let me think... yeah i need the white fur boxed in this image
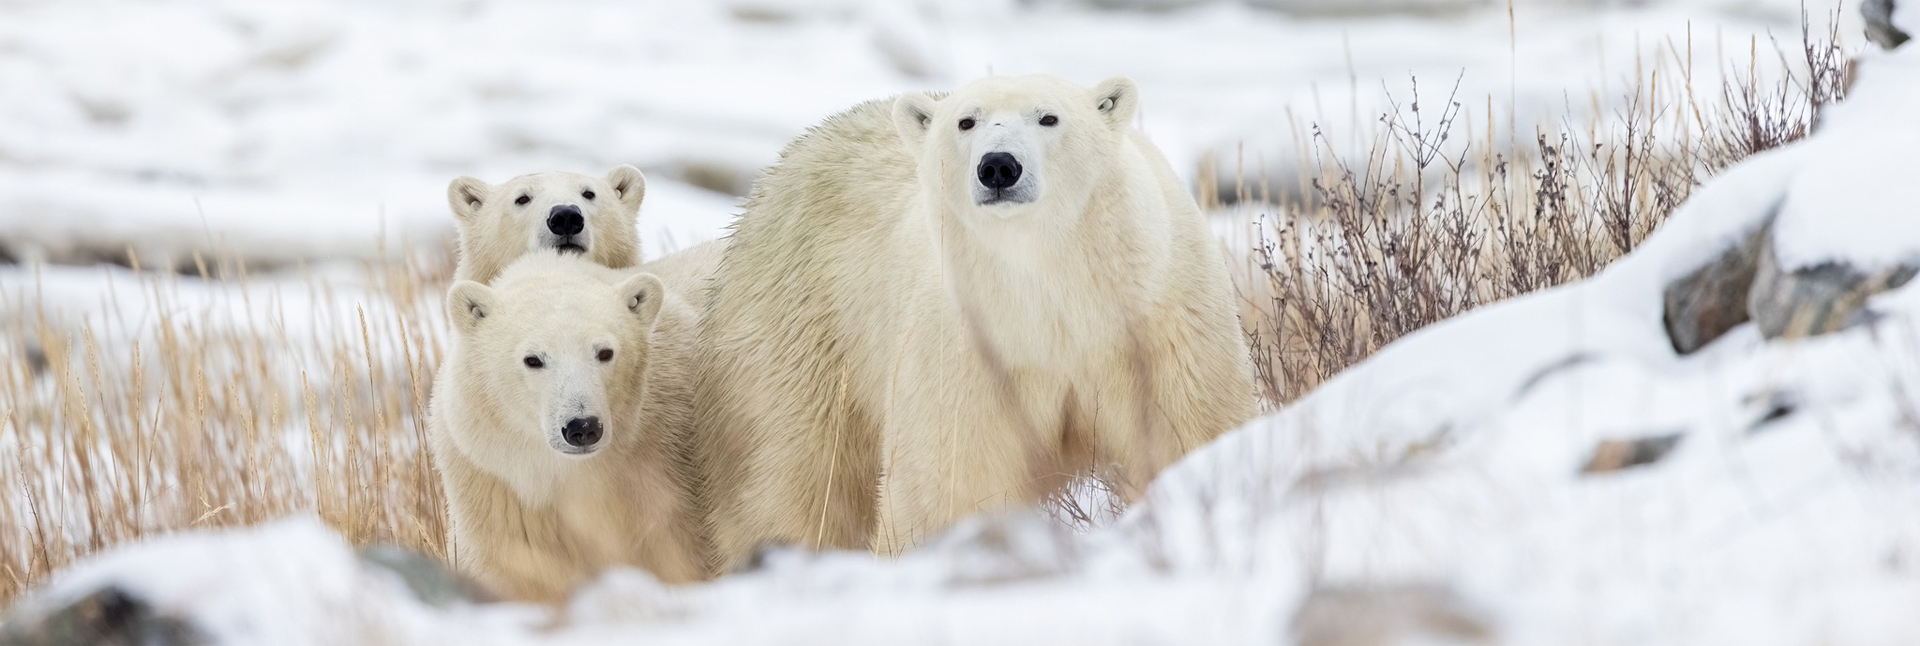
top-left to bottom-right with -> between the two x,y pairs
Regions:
446,166 -> 646,284
430,253 -> 707,600
696,75 -> 1256,568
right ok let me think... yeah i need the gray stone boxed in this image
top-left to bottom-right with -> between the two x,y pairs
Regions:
1662,227 -> 1767,354
1749,237 -> 1917,340
1864,0 -> 1911,50
356,545 -> 495,607
0,585 -> 206,646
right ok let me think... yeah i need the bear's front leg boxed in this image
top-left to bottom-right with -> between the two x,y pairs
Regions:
1095,310 -> 1259,501
459,533 -> 592,602
703,382 -> 880,572
872,431 -> 1038,556
871,351 -> 1044,557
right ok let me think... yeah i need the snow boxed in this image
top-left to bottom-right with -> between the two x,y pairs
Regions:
1768,49 -> 1920,272
0,168 -> 740,268
0,517 -> 545,645
17,44 -> 1920,639
18,275 -> 1920,644
0,0 -> 1833,269
7,0 -> 1920,643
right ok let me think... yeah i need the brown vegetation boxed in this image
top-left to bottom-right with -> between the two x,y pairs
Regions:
1,249 -> 453,604
1222,10 -> 1848,406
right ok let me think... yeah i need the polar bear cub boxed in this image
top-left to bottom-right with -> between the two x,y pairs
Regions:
446,166 -> 647,283
696,75 -> 1257,567
430,253 -> 706,601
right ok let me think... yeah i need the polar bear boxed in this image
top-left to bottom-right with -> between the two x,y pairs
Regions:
446,166 -> 647,284
695,75 -> 1257,566
429,253 -> 707,601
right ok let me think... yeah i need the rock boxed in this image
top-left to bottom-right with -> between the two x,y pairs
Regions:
356,545 -> 495,607
0,585 -> 206,646
1748,237 -> 1918,340
1291,583 -> 1494,646
1662,227 -> 1768,354
1864,0 -> 1911,50
1580,433 -> 1684,474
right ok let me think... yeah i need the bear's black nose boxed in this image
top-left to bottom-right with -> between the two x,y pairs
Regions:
547,205 -> 585,236
977,152 -> 1022,190
563,416 -> 602,447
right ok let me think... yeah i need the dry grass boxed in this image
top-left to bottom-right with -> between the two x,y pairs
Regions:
0,247 -> 455,605
0,9 -> 1854,609
1220,9 -> 1850,406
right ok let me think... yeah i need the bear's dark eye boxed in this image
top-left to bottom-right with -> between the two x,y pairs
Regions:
514,195 -> 531,206
596,348 -> 614,362
523,355 -> 544,369
958,118 -> 975,131
1040,115 -> 1058,127
582,190 -> 596,200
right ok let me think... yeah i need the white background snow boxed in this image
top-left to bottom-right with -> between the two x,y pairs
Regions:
0,0 -> 1850,268
7,0 -> 1919,644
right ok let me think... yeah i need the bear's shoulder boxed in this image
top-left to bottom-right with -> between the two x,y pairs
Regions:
771,93 -> 949,165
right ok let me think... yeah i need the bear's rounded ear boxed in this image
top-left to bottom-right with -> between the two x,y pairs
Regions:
1091,77 -> 1138,129
892,92 -> 938,153
615,273 -> 665,331
605,165 -> 646,216
447,281 -> 495,335
447,177 -> 490,223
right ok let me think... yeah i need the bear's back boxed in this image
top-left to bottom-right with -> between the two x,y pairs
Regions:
734,98 -> 918,258
693,97 -> 930,561
704,97 -> 924,352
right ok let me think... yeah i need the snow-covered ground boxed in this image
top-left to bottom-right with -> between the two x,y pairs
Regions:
7,0 -> 1918,644
0,0 -> 1843,270
12,64 -> 1920,637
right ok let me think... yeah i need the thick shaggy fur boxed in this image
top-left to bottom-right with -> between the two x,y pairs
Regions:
695,75 -> 1257,567
429,254 -> 707,601
447,166 -> 647,284
637,239 -> 726,312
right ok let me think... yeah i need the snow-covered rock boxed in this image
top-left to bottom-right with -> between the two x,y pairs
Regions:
1659,9 -> 1920,350
1661,227 -> 1766,353
0,518 -> 541,645
1751,233 -> 1918,340
1863,1 -> 1900,47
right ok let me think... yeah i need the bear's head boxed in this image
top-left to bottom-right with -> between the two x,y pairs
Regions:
892,75 -> 1137,225
446,167 -> 647,283
446,254 -> 663,458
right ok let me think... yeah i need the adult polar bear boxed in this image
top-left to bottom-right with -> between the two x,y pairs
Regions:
697,75 -> 1256,565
